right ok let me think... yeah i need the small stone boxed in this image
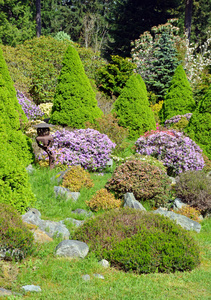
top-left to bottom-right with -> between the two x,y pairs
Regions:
94,274 -> 104,279
21,285 -> 41,292
55,240 -> 89,259
98,259 -> 110,268
60,218 -> 84,227
123,193 -> 146,211
54,186 -> 80,201
26,164 -> 35,174
82,274 -> 90,281
72,209 -> 92,217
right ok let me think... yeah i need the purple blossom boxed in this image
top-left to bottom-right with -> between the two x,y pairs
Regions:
164,113 -> 192,125
37,128 -> 116,171
17,90 -> 44,120
135,129 -> 204,176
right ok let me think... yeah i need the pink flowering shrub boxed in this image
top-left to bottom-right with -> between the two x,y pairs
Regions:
37,128 -> 116,171
135,129 -> 204,176
17,90 -> 44,120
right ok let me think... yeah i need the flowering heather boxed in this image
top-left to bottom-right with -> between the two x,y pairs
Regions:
135,129 -> 204,176
37,128 -> 116,171
165,113 -> 192,125
17,90 -> 44,120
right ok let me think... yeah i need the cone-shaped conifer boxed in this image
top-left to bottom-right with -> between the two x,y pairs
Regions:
160,65 -> 196,121
0,47 -> 27,123
50,46 -> 102,128
0,75 -> 33,166
113,74 -> 156,139
185,85 -> 211,159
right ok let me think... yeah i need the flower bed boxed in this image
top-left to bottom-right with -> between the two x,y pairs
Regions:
17,90 -> 44,120
135,129 -> 204,176
37,128 -> 116,171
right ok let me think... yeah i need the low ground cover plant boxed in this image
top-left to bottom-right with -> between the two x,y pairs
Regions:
37,128 -> 116,171
73,208 -> 200,274
86,188 -> 122,211
175,170 -> 211,216
172,205 -> 202,222
135,129 -> 204,176
61,166 -> 94,192
0,204 -> 34,261
17,90 -> 44,120
106,159 -> 171,207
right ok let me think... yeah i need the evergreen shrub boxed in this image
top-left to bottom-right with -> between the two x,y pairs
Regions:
185,85 -> 211,159
0,204 -> 34,261
50,45 -> 103,128
113,74 -> 156,139
61,166 -> 94,192
73,208 -> 200,274
135,129 -> 204,176
37,128 -> 116,171
160,65 -> 196,122
86,189 -> 122,212
106,159 -> 171,207
175,170 -> 211,215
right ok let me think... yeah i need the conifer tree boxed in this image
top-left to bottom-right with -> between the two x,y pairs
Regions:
185,85 -> 211,159
160,65 -> 196,121
0,75 -> 32,166
0,47 -> 27,123
113,74 -> 156,139
50,45 -> 103,128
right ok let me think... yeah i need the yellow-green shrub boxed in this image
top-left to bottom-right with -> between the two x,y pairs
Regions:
61,166 -> 94,192
86,189 -> 122,211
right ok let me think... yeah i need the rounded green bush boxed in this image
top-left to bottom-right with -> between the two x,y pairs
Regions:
106,159 -> 171,207
73,208 -> 200,274
0,204 -> 34,261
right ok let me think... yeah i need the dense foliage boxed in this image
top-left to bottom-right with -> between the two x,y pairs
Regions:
50,45 -> 103,128
113,74 -> 156,139
131,20 -> 181,100
135,129 -> 204,176
106,159 -> 171,207
61,166 -> 94,192
159,65 -> 196,121
86,188 -> 122,212
73,208 -> 200,274
0,204 -> 34,260
37,129 -> 116,171
175,170 -> 211,215
185,85 -> 211,159
96,55 -> 136,98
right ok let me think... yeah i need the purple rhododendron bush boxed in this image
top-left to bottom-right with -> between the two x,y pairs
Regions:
37,128 -> 116,171
17,90 -> 44,120
135,129 -> 204,176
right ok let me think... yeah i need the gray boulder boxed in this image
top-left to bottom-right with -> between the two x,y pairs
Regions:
72,209 -> 93,217
123,193 -> 146,211
0,288 -> 13,296
60,218 -> 85,227
153,208 -> 201,233
22,209 -> 70,239
172,198 -> 187,210
82,274 -> 90,281
98,259 -> 110,268
54,186 -> 80,201
55,240 -> 89,259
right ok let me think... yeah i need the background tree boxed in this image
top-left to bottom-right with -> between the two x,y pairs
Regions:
50,45 -> 103,128
185,85 -> 211,159
159,65 -> 196,121
36,0 -> 41,37
113,73 -> 156,139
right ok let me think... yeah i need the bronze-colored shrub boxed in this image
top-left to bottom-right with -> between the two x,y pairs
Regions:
86,188 -> 122,211
175,170 -> 211,215
61,165 -> 94,192
173,205 -> 202,222
106,159 -> 171,207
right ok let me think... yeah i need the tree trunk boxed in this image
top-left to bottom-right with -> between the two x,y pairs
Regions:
36,0 -> 41,37
185,0 -> 193,41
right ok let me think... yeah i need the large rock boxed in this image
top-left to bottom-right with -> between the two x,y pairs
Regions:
71,209 -> 93,217
32,228 -> 53,243
172,198 -> 187,210
55,240 -> 89,259
123,193 -> 146,211
60,218 -> 85,227
21,285 -> 41,292
22,209 -> 70,239
54,186 -> 80,201
153,208 -> 201,233
0,288 -> 12,296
